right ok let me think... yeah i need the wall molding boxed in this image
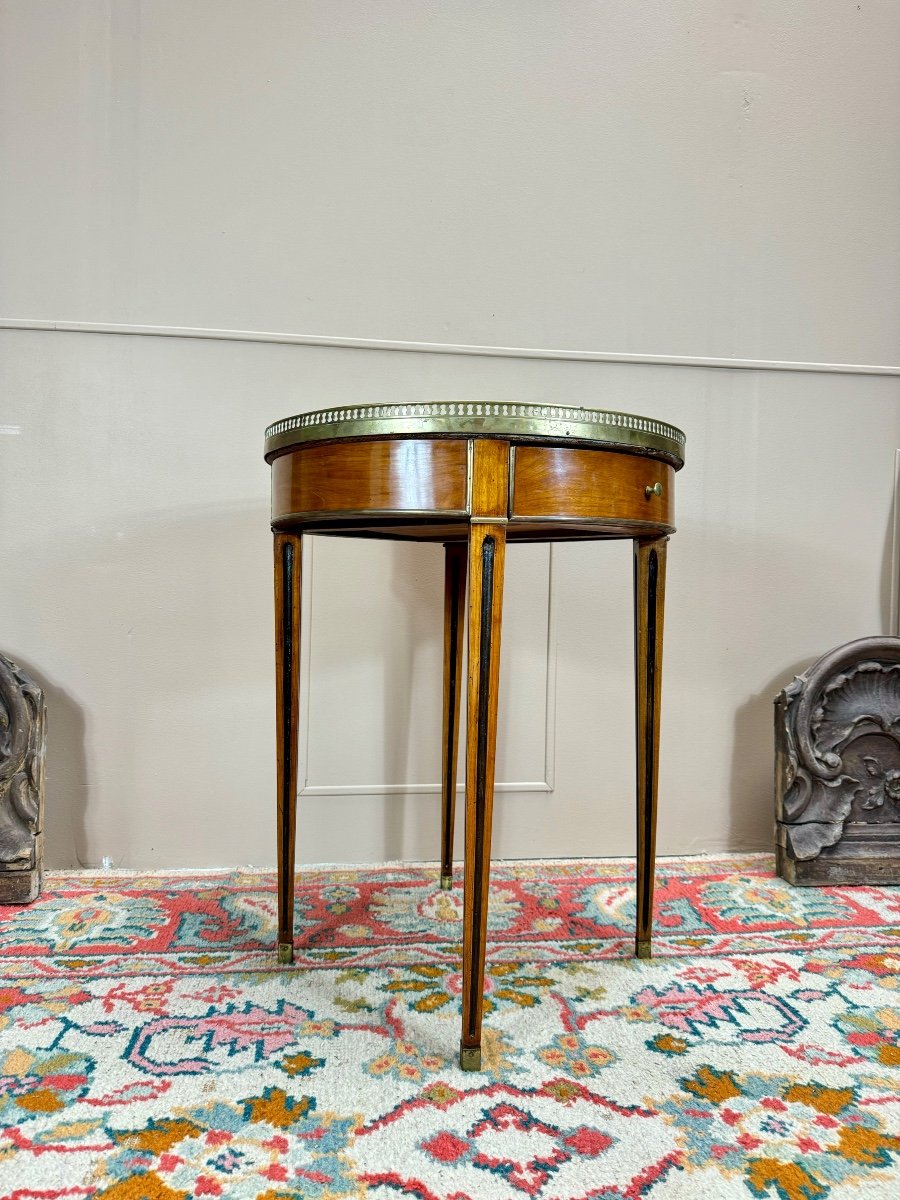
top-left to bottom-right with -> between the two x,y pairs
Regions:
298,539 -> 557,798
1,317 -> 898,377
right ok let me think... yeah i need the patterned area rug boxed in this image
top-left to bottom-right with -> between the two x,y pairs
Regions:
0,854 -> 898,1199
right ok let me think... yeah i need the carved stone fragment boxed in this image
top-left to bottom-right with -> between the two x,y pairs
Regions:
775,636 -> 900,885
0,653 -> 46,902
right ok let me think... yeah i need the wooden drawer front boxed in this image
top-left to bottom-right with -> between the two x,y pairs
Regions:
271,438 -> 469,521
512,445 -> 674,525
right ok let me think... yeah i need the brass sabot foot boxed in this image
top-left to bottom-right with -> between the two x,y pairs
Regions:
459,1045 -> 482,1072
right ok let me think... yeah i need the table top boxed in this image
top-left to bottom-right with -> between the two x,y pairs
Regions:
265,401 -> 685,468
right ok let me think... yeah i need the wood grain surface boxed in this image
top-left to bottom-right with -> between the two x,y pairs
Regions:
634,535 -> 667,959
460,440 -> 509,1067
274,531 -> 302,962
469,438 -> 510,518
512,445 -> 673,526
271,438 -> 469,522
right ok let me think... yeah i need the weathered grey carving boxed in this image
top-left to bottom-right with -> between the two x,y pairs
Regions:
0,653 -> 46,902
775,636 -> 900,885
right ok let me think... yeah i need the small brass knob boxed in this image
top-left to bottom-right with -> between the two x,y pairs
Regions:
645,482 -> 662,498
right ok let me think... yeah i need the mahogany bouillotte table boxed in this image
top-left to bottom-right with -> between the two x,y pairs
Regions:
265,402 -> 685,1070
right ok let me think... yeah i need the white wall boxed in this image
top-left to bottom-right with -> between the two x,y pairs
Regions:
1,2 -> 898,868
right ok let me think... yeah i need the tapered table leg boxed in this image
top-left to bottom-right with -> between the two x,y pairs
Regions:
274,531 -> 303,964
440,543 -> 468,890
460,520 -> 506,1071
634,535 -> 667,960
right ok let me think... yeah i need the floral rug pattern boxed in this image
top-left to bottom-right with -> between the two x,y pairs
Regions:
0,855 -> 898,1198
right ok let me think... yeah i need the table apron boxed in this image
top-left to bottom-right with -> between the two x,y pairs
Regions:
270,438 -> 675,530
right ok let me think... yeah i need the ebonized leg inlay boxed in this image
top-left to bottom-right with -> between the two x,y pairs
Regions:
275,533 -> 302,966
440,544 -> 466,889
466,536 -> 495,1045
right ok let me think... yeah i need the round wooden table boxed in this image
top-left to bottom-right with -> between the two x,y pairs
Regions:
265,402 -> 685,1070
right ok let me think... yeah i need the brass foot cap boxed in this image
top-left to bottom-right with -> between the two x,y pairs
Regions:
635,939 -> 652,960
277,943 -> 294,964
439,874 -> 453,891
460,1046 -> 482,1072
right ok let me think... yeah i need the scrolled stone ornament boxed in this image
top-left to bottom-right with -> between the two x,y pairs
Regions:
775,636 -> 900,885
0,652 -> 46,902
861,758 -> 900,810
